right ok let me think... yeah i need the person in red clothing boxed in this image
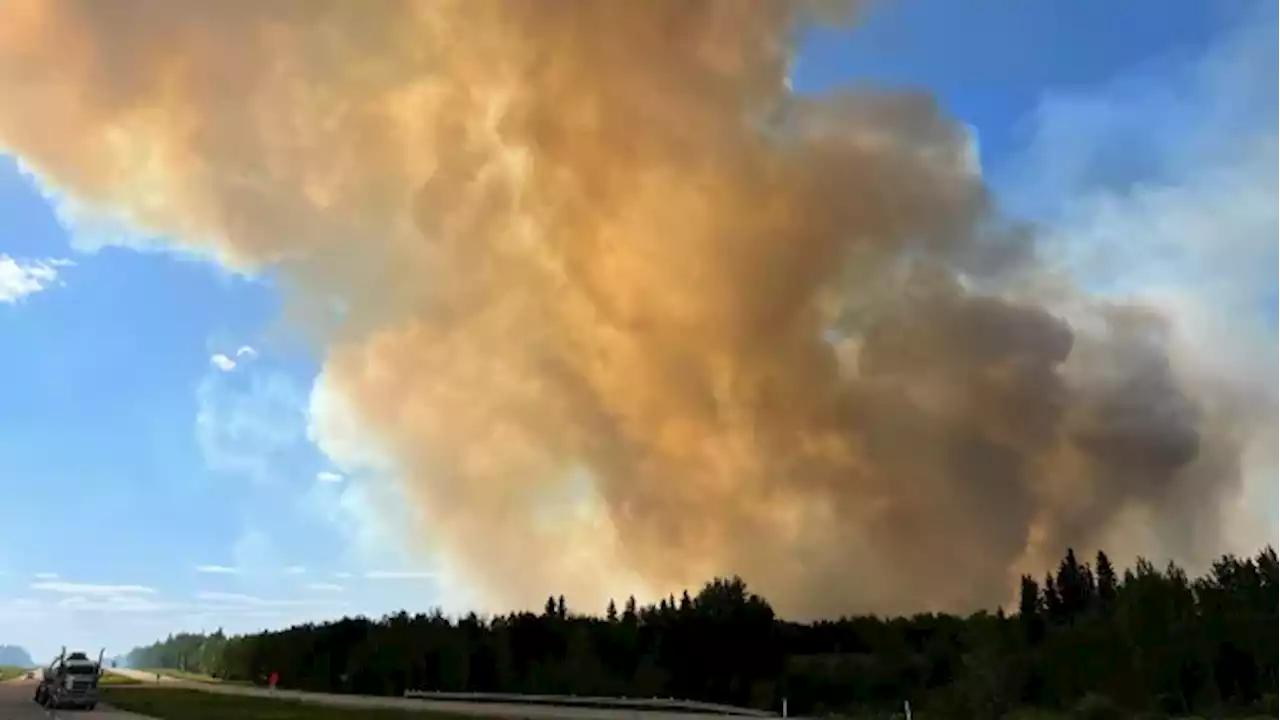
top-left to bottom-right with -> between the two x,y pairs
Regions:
268,671 -> 279,691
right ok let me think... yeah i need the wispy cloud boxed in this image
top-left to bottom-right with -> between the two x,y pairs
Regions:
305,582 -> 345,592
283,565 -> 306,575
195,591 -> 343,610
0,255 -> 71,303
194,565 -> 238,575
55,594 -> 170,613
195,591 -> 273,605
304,374 -> 441,590
363,570 -> 436,581
332,572 -> 352,580
315,471 -> 344,484
195,370 -> 308,484
32,581 -> 156,596
33,572 -> 58,580
0,597 -> 43,614
236,345 -> 258,359
997,0 -> 1278,551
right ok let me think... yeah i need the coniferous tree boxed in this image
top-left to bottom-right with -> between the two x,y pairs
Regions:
1018,574 -> 1044,645
1080,561 -> 1097,609
1054,548 -> 1089,621
1042,572 -> 1062,623
1095,550 -> 1118,608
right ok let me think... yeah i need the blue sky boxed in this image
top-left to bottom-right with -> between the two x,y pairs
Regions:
0,0 -> 1275,661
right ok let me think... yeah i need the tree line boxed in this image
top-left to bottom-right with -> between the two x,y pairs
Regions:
127,545 -> 1277,718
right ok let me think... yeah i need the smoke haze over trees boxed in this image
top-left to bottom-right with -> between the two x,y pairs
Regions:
128,545 -> 1277,718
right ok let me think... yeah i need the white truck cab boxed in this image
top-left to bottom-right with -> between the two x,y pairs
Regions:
34,648 -> 104,711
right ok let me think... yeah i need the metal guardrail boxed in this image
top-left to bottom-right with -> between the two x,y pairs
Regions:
403,690 -> 777,717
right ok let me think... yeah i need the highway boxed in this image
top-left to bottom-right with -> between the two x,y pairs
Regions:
104,668 -> 779,719
0,673 -> 151,719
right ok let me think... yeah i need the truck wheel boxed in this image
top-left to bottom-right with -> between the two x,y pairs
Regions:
87,702 -> 97,710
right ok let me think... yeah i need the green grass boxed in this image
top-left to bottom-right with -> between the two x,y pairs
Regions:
140,668 -> 219,682
100,687 -> 471,719
0,665 -> 33,682
99,672 -> 143,685
140,667 -> 251,685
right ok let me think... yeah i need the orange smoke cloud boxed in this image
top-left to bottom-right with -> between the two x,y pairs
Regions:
0,0 -> 1261,617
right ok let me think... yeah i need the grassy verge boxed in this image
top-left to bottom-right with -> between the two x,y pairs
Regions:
139,667 -> 251,685
140,668 -> 218,683
0,665 -> 30,682
100,672 -> 143,685
100,687 -> 468,719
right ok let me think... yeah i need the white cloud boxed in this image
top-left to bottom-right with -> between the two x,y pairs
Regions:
209,346 -> 259,373
55,594 -> 171,614
194,591 -> 270,605
363,570 -> 436,581
194,565 -> 238,575
305,583 -> 345,592
332,572 -> 352,580
0,255 -> 71,303
283,565 -> 306,575
315,471 -> 343,484
32,582 -> 156,596
194,591 -> 344,610
0,597 -> 43,612
33,572 -> 58,580
209,353 -> 237,372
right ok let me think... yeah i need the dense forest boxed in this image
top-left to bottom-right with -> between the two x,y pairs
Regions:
128,546 -> 1277,718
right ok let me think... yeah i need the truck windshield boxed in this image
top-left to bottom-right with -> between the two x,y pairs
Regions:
65,665 -> 98,676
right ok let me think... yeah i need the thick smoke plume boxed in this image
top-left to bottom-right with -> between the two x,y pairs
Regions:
0,0 -> 1264,617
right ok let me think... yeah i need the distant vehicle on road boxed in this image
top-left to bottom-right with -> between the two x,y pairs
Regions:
33,647 -> 105,711
24,671 -> 33,680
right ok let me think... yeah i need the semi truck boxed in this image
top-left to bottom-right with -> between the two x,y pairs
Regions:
33,647 -> 105,711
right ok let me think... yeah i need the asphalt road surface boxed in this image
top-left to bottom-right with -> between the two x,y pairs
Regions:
103,668 -> 779,719
0,674 -> 152,720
